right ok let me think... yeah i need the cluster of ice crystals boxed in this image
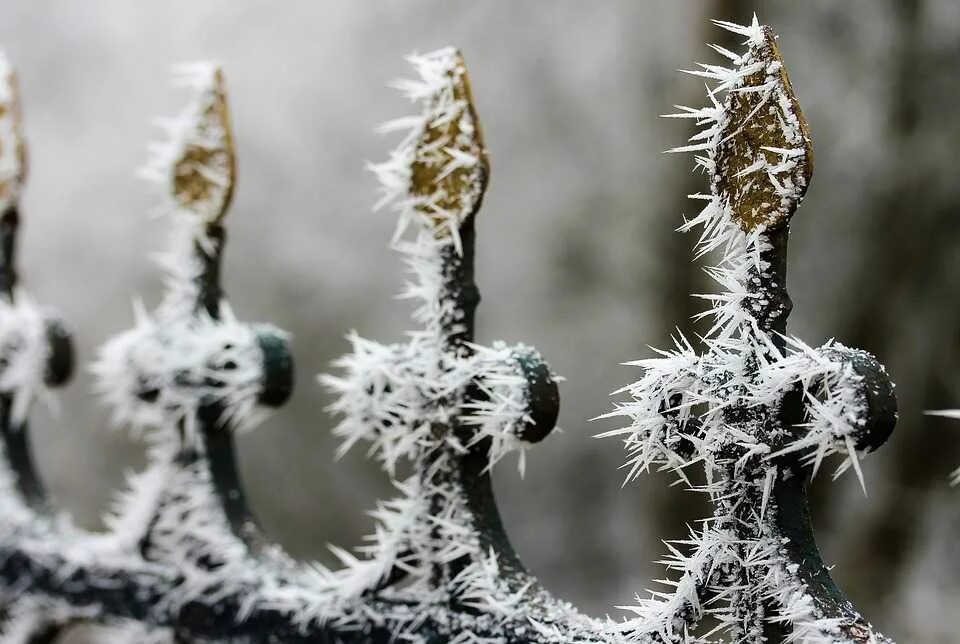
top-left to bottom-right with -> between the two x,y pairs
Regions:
98,622 -> 175,644
0,293 -> 53,424
0,56 -> 66,541
320,48 -> 522,598
325,47 -> 542,477
0,598 -> 97,643
323,336 -> 545,476
92,300 -> 279,440
601,17 -> 888,642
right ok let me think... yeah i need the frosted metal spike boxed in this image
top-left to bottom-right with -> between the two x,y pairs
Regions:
168,64 -> 236,223
0,54 -> 27,213
714,26 -> 813,231
408,48 -> 489,239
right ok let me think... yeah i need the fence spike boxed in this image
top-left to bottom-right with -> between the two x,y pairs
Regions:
84,64 -> 295,636
0,53 -> 74,514
372,47 -> 488,249
0,52 -> 75,644
409,49 -> 488,240
311,47 -> 627,641
603,18 -> 896,643
0,54 -> 27,215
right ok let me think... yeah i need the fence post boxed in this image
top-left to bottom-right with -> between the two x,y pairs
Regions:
0,54 -> 74,517
600,17 -> 896,642
317,48 -> 612,639
0,54 -> 77,643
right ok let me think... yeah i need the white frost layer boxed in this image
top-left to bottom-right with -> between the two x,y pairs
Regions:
92,301 -> 281,440
0,292 -> 54,423
369,47 -> 485,248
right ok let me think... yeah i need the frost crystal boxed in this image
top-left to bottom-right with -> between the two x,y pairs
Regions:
600,17 -> 895,642
92,300 -> 279,439
0,327 -> 45,532
0,294 -> 54,424
325,47 -> 539,476
0,54 -> 50,426
370,47 -> 487,248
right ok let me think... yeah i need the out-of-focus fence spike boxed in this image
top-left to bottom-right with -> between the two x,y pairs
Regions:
141,63 -> 236,225
0,52 -> 75,644
0,54 -> 27,216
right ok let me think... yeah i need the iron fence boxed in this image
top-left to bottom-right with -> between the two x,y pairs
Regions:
0,18 -> 903,644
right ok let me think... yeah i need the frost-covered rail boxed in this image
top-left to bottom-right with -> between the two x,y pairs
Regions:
0,18 -> 899,644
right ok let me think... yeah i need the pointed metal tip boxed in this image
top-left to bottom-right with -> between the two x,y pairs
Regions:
407,48 -> 489,241
711,23 -> 813,232
168,63 -> 236,224
0,53 -> 28,212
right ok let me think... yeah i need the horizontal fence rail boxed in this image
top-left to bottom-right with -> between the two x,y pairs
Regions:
0,18 -> 902,644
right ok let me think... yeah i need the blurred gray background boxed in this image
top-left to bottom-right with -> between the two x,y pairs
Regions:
2,1 -> 960,641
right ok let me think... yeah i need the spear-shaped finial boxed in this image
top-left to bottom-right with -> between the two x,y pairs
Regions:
143,63 -> 235,224
408,50 -> 488,238
91,62 -> 293,593
711,19 -> 813,231
373,48 -> 489,249
0,53 -> 27,216
0,54 -> 72,411
95,63 -> 287,439
670,15 -> 814,235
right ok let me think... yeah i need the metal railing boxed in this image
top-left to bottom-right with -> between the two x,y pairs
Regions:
0,19 -> 899,644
